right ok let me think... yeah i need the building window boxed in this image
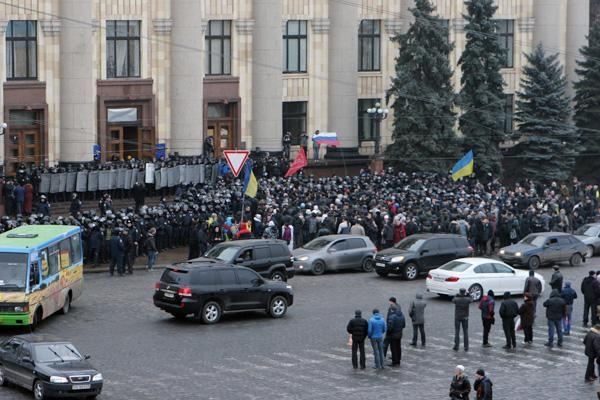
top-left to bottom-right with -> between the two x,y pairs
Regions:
358,99 -> 379,142
283,21 -> 307,73
496,20 -> 514,68
206,20 -> 232,75
106,20 -> 141,78
438,19 -> 450,44
282,102 -> 307,145
358,20 -> 380,72
6,21 -> 37,80
502,94 -> 514,134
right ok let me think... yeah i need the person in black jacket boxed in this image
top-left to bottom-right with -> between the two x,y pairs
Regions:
453,288 -> 471,351
474,369 -> 493,400
499,291 -> 519,350
121,229 -> 134,274
543,289 -> 567,348
109,229 -> 125,276
582,271 -> 598,326
387,307 -> 405,367
346,310 -> 368,369
449,365 -> 471,400
583,325 -> 600,382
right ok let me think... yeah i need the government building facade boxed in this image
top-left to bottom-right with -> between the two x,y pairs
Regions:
0,0 -> 594,173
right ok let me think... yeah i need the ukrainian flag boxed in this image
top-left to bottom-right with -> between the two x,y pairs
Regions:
451,150 -> 474,182
243,160 -> 258,198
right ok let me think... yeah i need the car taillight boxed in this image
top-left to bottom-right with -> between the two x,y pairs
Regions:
178,287 -> 192,297
154,283 -> 160,291
426,274 -> 432,279
445,276 -> 460,282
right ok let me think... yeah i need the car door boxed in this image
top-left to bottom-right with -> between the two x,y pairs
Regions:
252,246 -> 272,277
557,236 -> 575,261
419,239 -> 442,270
327,239 -> 349,270
14,343 -> 35,390
437,238 -> 459,265
233,269 -> 265,309
345,238 -> 368,270
473,263 -> 497,293
491,263 -> 518,294
0,339 -> 21,383
216,269 -> 241,311
543,237 -> 562,263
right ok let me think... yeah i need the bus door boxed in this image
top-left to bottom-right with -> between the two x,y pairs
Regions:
26,256 -> 41,314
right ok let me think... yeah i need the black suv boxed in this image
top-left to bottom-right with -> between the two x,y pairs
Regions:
153,262 -> 294,324
198,239 -> 295,281
374,234 -> 473,280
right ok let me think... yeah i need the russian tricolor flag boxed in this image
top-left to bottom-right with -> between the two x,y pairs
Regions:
314,132 -> 340,147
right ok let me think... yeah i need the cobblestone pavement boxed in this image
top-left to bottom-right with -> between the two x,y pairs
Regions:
0,255 -> 597,399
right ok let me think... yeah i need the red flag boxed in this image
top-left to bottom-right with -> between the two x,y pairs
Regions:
285,147 -> 308,177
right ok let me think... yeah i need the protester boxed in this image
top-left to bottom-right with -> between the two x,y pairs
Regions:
387,306 -> 406,367
582,271 -> 599,326
346,310 -> 368,370
560,281 -> 577,335
543,289 -> 567,348
499,291 -> 518,350
453,288 -> 471,351
449,365 -> 471,400
474,369 -> 493,400
367,309 -> 386,370
479,290 -> 495,347
409,293 -> 427,346
523,270 -> 543,313
583,324 -> 600,382
145,227 -> 158,271
384,297 -> 400,358
549,265 -> 564,292
518,293 -> 536,344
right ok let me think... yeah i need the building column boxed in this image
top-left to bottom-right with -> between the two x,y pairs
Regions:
566,0 -> 590,97
236,19 -> 255,150
328,0 -> 358,148
0,20 -> 7,168
381,19 -> 402,149
153,17 -> 173,149
308,17 -> 329,157
41,19 -> 61,166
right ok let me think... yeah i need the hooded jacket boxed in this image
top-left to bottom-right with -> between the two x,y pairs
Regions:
387,309 -> 406,339
543,289 -> 567,321
518,298 -> 535,327
581,275 -> 599,301
367,313 -> 386,340
560,283 -> 577,306
475,376 -> 493,400
479,295 -> 495,320
583,327 -> 600,358
409,293 -> 427,325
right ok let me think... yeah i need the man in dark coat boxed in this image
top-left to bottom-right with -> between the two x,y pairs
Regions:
523,270 -> 543,313
69,193 -> 82,217
583,324 -> 600,382
543,289 -> 567,348
132,182 -> 146,212
449,365 -> 471,400
346,310 -> 368,369
478,290 -> 495,347
453,288 -> 471,351
387,307 -> 405,367
109,229 -> 125,276
549,265 -> 563,292
582,271 -> 598,326
383,297 -> 399,358
409,293 -> 426,346
499,291 -> 519,349
122,229 -> 134,274
518,293 -> 536,344
474,369 -> 493,400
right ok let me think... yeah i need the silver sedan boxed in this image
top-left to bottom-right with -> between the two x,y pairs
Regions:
574,223 -> 600,258
292,235 -> 377,275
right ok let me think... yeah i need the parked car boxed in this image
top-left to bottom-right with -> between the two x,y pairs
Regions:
499,232 -> 587,269
291,235 -> 377,275
0,334 -> 103,400
574,223 -> 600,258
197,239 -> 294,281
153,262 -> 293,324
374,234 -> 473,280
426,258 -> 546,301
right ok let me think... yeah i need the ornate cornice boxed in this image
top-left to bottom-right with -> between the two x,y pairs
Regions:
384,19 -> 403,35
518,17 -> 535,33
41,19 -> 61,36
0,20 -> 7,34
153,18 -> 173,35
451,18 -> 466,32
236,19 -> 255,35
311,18 -> 330,33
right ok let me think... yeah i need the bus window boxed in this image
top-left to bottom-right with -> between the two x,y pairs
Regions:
69,235 -> 82,265
0,253 -> 29,290
29,262 -> 40,287
39,250 -> 49,279
48,245 -> 60,277
59,239 -> 71,269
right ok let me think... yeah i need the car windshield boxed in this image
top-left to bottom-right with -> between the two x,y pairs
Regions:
205,246 -> 239,262
394,237 -> 426,251
520,235 -> 546,247
575,225 -> 599,237
34,343 -> 83,363
439,261 -> 472,272
0,253 -> 28,291
303,238 -> 333,250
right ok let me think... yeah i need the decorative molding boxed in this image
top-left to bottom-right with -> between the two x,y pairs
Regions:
153,18 -> 173,35
236,19 -> 255,35
200,20 -> 208,34
451,18 -> 466,32
384,19 -> 403,35
41,19 -> 61,36
518,17 -> 535,33
311,18 -> 330,33
91,19 -> 100,33
0,20 -> 8,34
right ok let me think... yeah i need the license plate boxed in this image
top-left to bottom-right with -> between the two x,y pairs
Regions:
164,292 -> 174,298
72,384 -> 91,390
376,263 -> 385,267
434,277 -> 444,282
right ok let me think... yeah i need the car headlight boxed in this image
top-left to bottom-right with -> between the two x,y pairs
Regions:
92,373 -> 103,382
285,285 -> 292,289
515,252 -> 522,257
499,250 -> 505,255
296,256 -> 309,261
14,304 -> 29,312
391,256 -> 405,263
50,376 -> 69,384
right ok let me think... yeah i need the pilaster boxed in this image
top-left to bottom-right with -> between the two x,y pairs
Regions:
236,19 -> 255,149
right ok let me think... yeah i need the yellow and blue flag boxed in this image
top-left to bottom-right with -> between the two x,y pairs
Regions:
242,160 -> 258,198
451,150 -> 474,182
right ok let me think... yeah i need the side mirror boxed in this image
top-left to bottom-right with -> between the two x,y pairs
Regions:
22,356 -> 34,365
235,258 -> 245,264
252,279 -> 264,286
328,248 -> 337,253
420,249 -> 429,255
84,355 -> 91,360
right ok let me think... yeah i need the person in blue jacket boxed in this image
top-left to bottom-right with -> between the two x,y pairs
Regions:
560,281 -> 577,335
368,308 -> 387,369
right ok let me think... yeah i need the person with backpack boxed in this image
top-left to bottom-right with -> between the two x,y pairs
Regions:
474,369 -> 493,400
346,310 -> 368,369
281,222 -> 294,250
145,227 -> 158,271
387,307 -> 406,367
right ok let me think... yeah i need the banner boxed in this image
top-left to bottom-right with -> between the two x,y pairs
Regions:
155,143 -> 166,160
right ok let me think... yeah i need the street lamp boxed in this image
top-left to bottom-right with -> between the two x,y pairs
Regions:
366,103 -> 389,156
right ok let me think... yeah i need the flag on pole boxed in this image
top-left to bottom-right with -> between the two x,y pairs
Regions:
285,147 -> 308,178
451,150 -> 474,181
242,160 -> 258,198
313,132 -> 340,147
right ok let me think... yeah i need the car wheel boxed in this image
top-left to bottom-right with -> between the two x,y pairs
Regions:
468,284 -> 483,302
403,263 -> 419,281
361,258 -> 374,272
201,301 -> 222,324
269,296 -> 288,318
270,271 -> 286,281
312,261 -> 325,276
376,270 -> 389,278
527,256 -> 540,270
0,365 -> 7,386
31,308 -> 42,331
60,293 -> 71,315
33,380 -> 45,400
587,245 -> 595,259
570,253 -> 583,266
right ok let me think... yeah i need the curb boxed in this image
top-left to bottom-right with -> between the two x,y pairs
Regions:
83,264 -> 167,274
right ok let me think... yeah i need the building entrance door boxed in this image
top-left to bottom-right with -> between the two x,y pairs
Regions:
5,110 -> 44,176
206,102 -> 237,157
107,125 -> 153,161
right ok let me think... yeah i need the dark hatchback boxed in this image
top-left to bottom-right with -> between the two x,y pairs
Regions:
0,335 -> 103,400
374,234 -> 473,280
153,261 -> 294,324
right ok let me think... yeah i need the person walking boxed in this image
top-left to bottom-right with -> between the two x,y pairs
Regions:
518,293 -> 536,344
145,227 -> 158,271
69,193 -> 82,217
499,291 -> 519,350
387,307 -> 405,367
384,297 -> 400,358
453,288 -> 471,351
449,365 -> 471,400
543,289 -> 567,348
582,271 -> 598,326
583,324 -> 600,382
367,308 -> 386,370
109,229 -> 125,277
523,270 -> 543,313
549,265 -> 564,292
560,281 -> 577,335
474,369 -> 493,400
346,310 -> 368,370
122,229 -> 134,275
479,290 -> 495,347
409,293 -> 426,346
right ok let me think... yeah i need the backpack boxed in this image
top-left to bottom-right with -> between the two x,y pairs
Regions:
282,226 -> 292,242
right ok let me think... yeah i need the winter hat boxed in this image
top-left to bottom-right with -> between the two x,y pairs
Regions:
455,365 -> 465,373
459,288 -> 467,295
590,271 -> 596,276
487,290 -> 495,297
476,369 -> 485,376
389,297 -> 397,303
565,281 -> 571,288
552,265 -> 560,270
503,291 -> 511,299
373,308 -> 380,314
355,310 -> 362,317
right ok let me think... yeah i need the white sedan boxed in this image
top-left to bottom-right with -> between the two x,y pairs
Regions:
425,258 -> 545,301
